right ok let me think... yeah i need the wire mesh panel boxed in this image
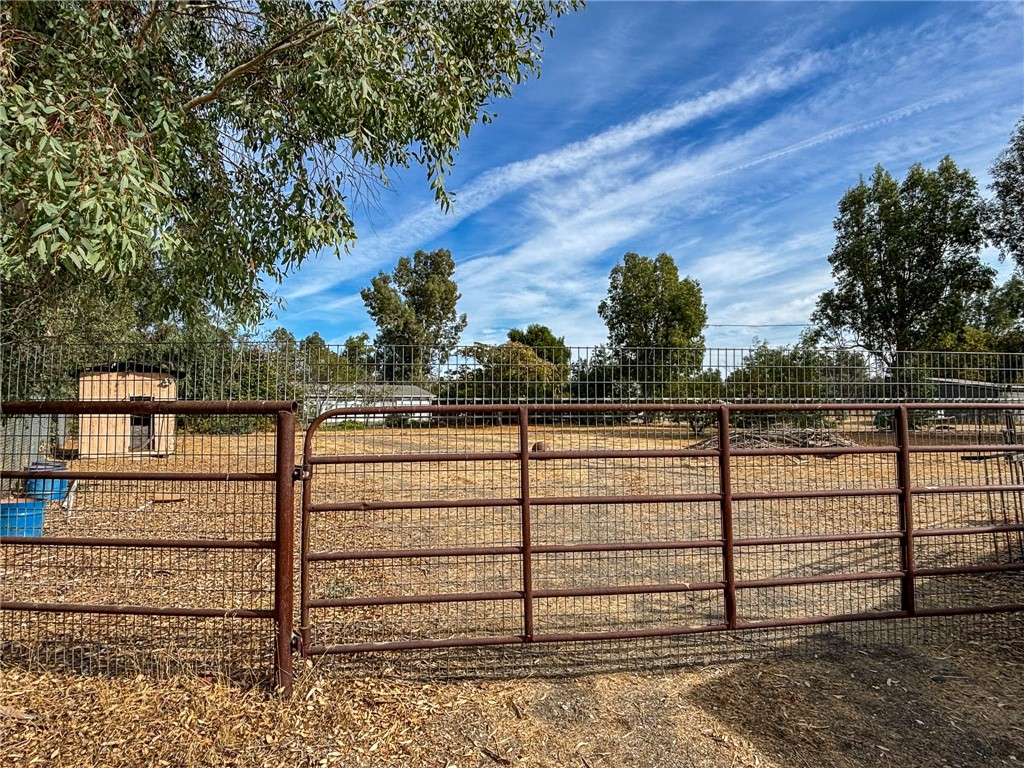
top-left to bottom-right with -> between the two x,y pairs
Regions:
301,403 -> 1024,661
0,401 -> 295,691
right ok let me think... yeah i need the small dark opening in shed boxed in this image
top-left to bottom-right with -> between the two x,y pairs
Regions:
129,396 -> 154,452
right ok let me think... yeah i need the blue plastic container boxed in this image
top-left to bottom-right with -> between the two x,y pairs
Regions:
24,460 -> 69,501
0,497 -> 46,537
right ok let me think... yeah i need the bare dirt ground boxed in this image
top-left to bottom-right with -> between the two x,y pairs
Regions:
3,422 -> 1024,766
2,630 -> 1023,767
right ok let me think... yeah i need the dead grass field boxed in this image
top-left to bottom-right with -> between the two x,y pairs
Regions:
3,422 -> 1024,766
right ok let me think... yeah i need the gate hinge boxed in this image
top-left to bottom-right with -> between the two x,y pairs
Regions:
292,466 -> 310,482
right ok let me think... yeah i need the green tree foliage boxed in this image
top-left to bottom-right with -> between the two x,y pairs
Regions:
987,116 -> 1024,270
597,252 -> 707,398
507,324 -> 571,366
441,341 -> 568,405
1,0 -> 577,332
810,158 -> 994,362
725,342 -> 868,426
360,248 -> 467,381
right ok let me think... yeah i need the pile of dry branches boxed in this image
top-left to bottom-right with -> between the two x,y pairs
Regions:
690,426 -> 858,451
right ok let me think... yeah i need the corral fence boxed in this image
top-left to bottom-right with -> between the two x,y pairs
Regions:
3,396 -> 1024,694
300,403 -> 1024,658
0,399 -> 297,695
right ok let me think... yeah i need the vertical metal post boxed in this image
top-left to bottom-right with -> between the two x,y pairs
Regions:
299,424 -> 314,656
274,409 -> 296,697
895,405 -> 916,616
518,405 -> 535,641
717,405 -> 737,629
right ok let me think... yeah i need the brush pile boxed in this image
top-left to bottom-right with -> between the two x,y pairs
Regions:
690,425 -> 858,451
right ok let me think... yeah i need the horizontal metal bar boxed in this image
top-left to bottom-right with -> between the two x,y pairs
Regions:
1,536 -> 276,549
523,402 -> 1024,414
311,497 -> 519,513
532,539 -> 724,554
531,493 -> 722,506
310,451 -> 519,465
0,601 -> 273,619
911,484 -> 1024,496
729,446 -> 900,457
735,570 -> 904,589
914,563 -> 1024,578
911,603 -> 1024,618
3,470 -> 276,482
532,449 -> 721,460
0,400 -> 297,415
309,635 -> 527,655
534,581 -> 723,598
309,539 -> 726,562
731,487 -> 901,502
309,624 -> 734,655
914,523 -> 1024,538
909,444 -> 1024,454
307,544 -> 522,562
531,624 -> 730,643
735,610 -> 908,629
309,590 -> 520,608
307,532 -> 917,563
733,531 -> 902,547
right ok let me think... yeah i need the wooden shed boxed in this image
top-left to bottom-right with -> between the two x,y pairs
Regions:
77,363 -> 180,458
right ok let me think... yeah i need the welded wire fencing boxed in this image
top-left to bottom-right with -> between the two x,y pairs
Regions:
300,403 -> 1024,659
0,400 -> 296,693
4,341 -> 1024,416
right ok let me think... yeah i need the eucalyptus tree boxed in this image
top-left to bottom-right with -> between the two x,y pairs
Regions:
1,0 -> 578,335
360,248 -> 467,382
987,116 -> 1024,270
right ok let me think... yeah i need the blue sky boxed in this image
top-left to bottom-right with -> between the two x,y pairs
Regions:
273,1 -> 1024,350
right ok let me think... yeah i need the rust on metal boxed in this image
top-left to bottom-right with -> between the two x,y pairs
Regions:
896,406 -> 917,615
296,401 -> 1024,659
519,407 -> 535,641
274,408 -> 296,697
718,406 -> 738,630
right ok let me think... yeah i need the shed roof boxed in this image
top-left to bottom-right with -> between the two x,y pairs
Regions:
328,384 -> 435,399
75,361 -> 183,377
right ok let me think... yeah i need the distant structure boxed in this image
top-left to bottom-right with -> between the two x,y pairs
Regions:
307,383 -> 435,424
77,363 -> 180,457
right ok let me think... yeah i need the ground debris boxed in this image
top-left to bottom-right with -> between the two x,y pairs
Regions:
690,426 -> 858,451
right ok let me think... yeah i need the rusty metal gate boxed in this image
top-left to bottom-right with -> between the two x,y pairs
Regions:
299,403 -> 1024,658
1,400 -> 297,694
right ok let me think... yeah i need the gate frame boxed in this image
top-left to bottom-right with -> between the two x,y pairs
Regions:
299,402 -> 1024,659
0,399 -> 297,696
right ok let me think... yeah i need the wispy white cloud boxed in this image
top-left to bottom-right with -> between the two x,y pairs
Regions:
281,51 -> 826,302
276,2 -> 1023,352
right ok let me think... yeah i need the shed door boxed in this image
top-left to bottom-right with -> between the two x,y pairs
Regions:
129,396 -> 154,451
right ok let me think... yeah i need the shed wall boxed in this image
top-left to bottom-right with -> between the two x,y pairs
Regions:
78,372 -> 177,457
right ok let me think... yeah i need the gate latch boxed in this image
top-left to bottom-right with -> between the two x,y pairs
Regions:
292,466 -> 310,482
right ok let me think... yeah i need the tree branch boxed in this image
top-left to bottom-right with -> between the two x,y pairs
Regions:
181,19 -> 333,113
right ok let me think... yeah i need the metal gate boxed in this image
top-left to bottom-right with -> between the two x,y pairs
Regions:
299,403 -> 1024,658
1,400 -> 297,695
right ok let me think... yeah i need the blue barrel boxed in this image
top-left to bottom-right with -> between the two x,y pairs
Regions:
0,497 -> 46,537
24,460 -> 69,501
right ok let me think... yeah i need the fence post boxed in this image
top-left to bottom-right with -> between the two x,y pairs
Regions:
274,408 -> 296,696
717,405 -> 737,629
895,405 -> 916,616
518,405 -> 535,641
